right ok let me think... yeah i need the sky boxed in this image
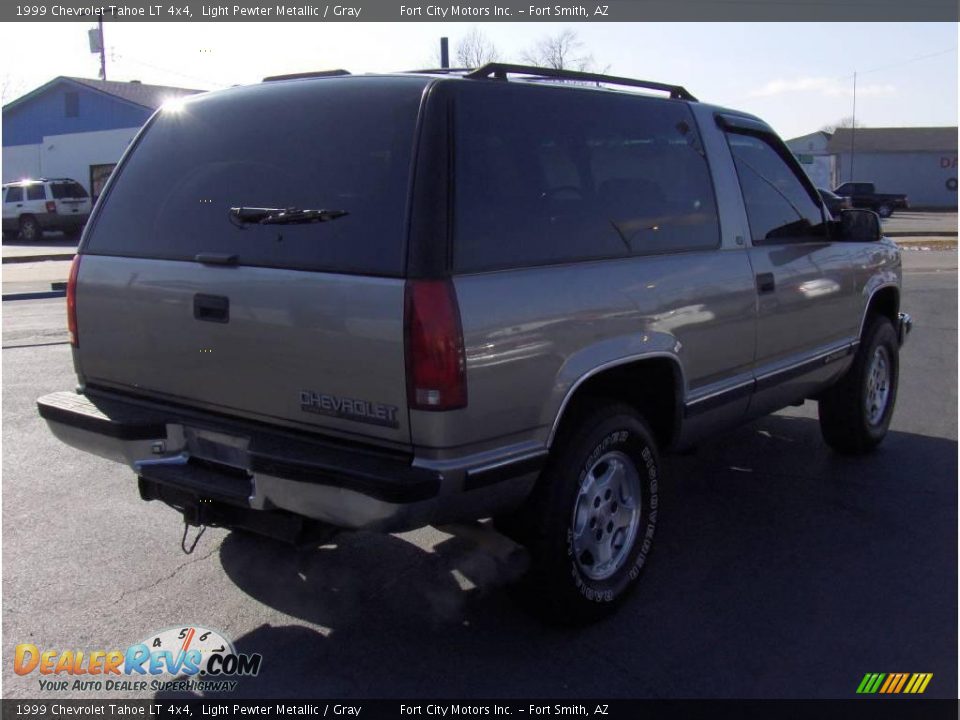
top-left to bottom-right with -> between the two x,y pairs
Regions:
0,21 -> 956,140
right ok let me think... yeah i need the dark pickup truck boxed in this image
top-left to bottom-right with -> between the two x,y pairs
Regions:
834,182 -> 908,218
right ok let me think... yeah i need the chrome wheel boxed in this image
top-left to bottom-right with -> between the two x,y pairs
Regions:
571,450 -> 642,581
865,346 -> 891,425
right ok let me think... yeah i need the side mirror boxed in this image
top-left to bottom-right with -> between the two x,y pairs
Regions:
839,209 -> 882,242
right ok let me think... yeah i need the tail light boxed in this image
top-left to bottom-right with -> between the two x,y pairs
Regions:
45,201 -> 57,213
67,255 -> 81,346
404,279 -> 467,411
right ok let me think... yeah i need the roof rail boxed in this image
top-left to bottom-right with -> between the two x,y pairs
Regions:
464,63 -> 698,102
404,67 -> 474,75
262,69 -> 351,82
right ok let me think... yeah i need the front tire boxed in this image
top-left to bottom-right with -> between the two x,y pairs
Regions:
510,402 -> 660,624
876,203 -> 893,218
818,316 -> 899,454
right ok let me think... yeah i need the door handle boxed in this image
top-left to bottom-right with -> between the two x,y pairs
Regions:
194,294 -> 229,323
756,273 -> 775,294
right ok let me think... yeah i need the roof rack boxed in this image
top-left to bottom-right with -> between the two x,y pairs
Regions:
404,67 -> 474,75
262,69 -> 351,82
464,63 -> 698,102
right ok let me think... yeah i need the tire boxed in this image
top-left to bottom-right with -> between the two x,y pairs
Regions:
507,402 -> 660,624
19,216 -> 42,242
876,203 -> 893,218
818,316 -> 899,454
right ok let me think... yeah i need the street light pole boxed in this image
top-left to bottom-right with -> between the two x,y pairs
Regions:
849,71 -> 857,182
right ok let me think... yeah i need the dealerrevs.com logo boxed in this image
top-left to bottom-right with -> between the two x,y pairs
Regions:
14,625 -> 262,693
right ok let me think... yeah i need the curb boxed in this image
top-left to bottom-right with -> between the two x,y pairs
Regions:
2,290 -> 66,301
2,253 -> 76,264
885,231 -> 957,238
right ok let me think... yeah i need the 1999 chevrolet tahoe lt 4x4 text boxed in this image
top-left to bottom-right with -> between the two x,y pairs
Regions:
38,64 -> 912,622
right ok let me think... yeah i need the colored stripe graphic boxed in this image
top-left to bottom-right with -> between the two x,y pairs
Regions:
858,673 -> 932,694
878,674 -> 895,694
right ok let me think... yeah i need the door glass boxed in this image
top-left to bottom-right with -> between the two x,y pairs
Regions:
6,187 -> 24,203
26,184 -> 46,201
727,133 -> 826,244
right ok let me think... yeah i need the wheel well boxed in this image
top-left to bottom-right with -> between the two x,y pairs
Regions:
864,286 -> 899,333
553,358 -> 681,451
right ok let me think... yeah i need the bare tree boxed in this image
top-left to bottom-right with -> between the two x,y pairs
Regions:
521,29 -> 596,71
821,116 -> 865,133
456,28 -> 500,68
1,74 -> 27,105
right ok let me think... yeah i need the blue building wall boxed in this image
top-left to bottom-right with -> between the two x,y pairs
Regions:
2,80 -> 151,147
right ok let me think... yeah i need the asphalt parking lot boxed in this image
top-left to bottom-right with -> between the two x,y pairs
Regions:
1,252 -> 956,700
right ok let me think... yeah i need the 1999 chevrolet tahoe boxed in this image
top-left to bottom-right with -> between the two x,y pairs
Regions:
38,64 -> 912,622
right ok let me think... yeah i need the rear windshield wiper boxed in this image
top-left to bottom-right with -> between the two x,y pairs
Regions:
229,206 -> 349,227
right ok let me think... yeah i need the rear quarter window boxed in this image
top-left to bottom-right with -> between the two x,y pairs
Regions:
84,78 -> 429,277
51,181 -> 88,199
452,83 -> 720,273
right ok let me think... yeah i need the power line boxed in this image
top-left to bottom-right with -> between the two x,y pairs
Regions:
111,52 -> 231,89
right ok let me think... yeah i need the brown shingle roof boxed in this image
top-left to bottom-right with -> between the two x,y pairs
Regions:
826,127 -> 957,154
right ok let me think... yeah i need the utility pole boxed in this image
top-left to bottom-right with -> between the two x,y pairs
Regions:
88,20 -> 106,80
849,71 -> 857,182
99,20 -> 107,79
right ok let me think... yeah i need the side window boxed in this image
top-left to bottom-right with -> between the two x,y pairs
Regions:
6,187 -> 24,203
726,133 -> 826,244
453,85 -> 720,272
26,184 -> 46,201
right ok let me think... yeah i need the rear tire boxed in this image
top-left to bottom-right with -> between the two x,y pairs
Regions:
19,216 -> 42,242
505,402 -> 660,624
818,316 -> 899,454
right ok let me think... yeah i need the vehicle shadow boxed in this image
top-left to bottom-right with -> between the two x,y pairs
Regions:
1,231 -> 73,247
156,414 -> 957,700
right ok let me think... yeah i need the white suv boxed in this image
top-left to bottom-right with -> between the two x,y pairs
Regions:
2,178 -> 92,241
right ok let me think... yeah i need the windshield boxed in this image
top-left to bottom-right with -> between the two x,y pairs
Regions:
83,77 -> 428,276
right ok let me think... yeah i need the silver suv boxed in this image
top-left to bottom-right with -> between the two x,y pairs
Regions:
38,65 -> 912,622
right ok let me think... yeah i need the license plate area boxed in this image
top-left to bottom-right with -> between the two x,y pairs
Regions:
184,427 -> 251,471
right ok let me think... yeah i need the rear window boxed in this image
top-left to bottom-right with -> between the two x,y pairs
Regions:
51,181 -> 88,199
84,78 -> 428,276
453,83 -> 719,273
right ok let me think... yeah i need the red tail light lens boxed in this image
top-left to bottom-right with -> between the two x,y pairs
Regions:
405,279 -> 467,411
45,201 -> 57,213
67,255 -> 81,346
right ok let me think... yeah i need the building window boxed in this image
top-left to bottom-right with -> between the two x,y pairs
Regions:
65,92 -> 79,118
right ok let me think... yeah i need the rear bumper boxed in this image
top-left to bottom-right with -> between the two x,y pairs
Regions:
38,213 -> 89,231
37,389 -> 541,533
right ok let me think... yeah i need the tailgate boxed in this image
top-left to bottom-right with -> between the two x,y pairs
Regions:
76,256 -> 411,445
74,77 -> 431,448
49,180 -> 91,215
